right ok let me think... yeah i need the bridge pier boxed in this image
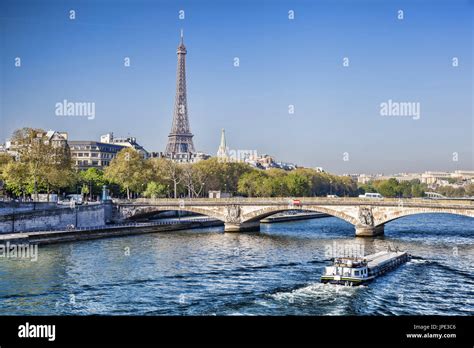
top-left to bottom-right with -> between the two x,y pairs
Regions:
224,221 -> 260,233
355,224 -> 384,237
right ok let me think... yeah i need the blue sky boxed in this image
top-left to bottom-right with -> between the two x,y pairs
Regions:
0,0 -> 472,174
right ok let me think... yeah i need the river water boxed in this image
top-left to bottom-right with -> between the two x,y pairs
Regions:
0,214 -> 472,315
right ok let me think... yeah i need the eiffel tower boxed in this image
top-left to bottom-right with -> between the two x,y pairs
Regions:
165,30 -> 195,155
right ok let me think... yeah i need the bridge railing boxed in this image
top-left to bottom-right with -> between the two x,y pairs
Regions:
113,197 -> 474,207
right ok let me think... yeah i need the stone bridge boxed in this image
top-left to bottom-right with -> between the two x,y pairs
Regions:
113,197 -> 474,236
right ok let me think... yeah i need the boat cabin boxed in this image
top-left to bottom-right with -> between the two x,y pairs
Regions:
323,258 -> 369,279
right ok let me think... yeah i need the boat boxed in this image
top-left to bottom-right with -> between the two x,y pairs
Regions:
320,247 -> 410,286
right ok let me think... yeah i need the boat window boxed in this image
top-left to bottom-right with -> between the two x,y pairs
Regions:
354,270 -> 359,276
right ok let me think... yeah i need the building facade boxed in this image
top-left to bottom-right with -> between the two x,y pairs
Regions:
69,141 -> 125,170
100,133 -> 149,158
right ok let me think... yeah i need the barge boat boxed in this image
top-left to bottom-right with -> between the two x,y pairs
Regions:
321,249 -> 410,286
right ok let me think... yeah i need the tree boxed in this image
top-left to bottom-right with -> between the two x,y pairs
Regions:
162,159 -> 183,198
237,170 -> 268,197
398,181 -> 412,198
43,145 -> 75,198
3,161 -> 31,198
285,172 -> 311,196
0,153 -> 13,196
143,182 -> 167,198
11,127 -> 50,197
181,164 -> 207,198
0,153 -> 13,175
358,183 -> 377,195
411,183 -> 426,197
464,183 -> 474,197
374,178 -> 400,197
104,148 -> 149,199
193,158 -> 252,195
79,168 -> 105,201
3,128 -> 75,199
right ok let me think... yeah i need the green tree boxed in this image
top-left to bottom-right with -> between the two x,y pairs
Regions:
237,170 -> 268,197
143,182 -> 167,198
0,153 -> 13,196
374,178 -> 400,197
3,161 -> 30,198
193,158 -> 252,195
3,128 -> 75,199
262,169 -> 289,196
79,168 -> 105,201
358,183 -> 377,195
104,148 -> 149,199
411,183 -> 426,197
285,172 -> 311,196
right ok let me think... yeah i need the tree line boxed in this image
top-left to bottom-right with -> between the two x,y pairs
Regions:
9,127 -> 474,200
358,178 -> 426,198
0,128 -> 364,200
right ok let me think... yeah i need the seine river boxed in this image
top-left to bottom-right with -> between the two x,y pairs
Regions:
0,214 -> 472,315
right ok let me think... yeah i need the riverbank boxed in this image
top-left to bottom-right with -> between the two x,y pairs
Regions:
261,212 -> 330,223
0,219 -> 223,245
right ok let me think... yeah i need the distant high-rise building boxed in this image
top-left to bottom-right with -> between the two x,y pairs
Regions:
216,128 -> 229,160
165,30 -> 195,156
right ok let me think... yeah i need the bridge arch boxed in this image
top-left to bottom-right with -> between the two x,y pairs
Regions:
375,209 -> 474,227
119,205 -> 226,222
241,205 -> 358,226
